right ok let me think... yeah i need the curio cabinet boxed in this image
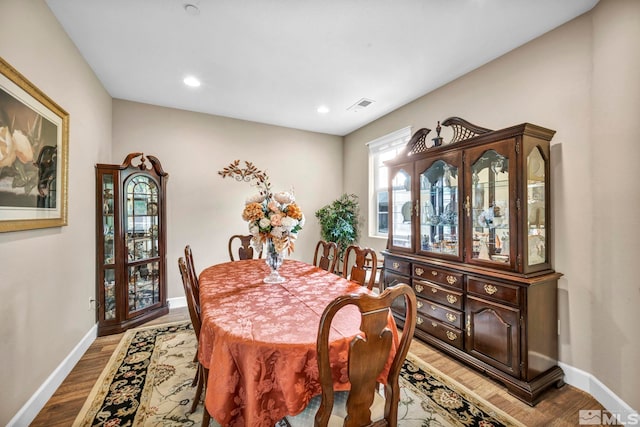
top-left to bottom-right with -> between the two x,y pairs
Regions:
95,153 -> 169,336
383,118 -> 563,405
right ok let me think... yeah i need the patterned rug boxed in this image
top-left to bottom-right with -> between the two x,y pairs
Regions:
73,321 -> 524,427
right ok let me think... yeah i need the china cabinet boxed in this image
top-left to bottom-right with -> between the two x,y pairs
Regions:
383,118 -> 563,405
95,153 -> 169,336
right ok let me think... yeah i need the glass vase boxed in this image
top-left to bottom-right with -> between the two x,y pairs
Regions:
263,238 -> 285,283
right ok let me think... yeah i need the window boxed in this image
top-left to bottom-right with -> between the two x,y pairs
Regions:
367,126 -> 412,238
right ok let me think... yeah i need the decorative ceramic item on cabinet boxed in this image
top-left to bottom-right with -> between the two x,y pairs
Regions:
382,117 -> 563,406
95,153 -> 169,336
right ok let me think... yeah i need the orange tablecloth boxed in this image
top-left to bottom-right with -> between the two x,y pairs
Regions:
198,259 -> 398,427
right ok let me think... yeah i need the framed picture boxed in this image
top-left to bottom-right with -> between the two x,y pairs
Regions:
0,56 -> 69,232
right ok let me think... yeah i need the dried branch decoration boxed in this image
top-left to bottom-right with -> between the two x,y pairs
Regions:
218,160 -> 305,259
218,160 -> 272,197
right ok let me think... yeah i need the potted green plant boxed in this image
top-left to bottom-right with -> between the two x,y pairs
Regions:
315,193 -> 361,261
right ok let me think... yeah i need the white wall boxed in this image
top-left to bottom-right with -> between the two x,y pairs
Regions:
112,100 -> 343,300
3,0 -> 639,423
0,0 -> 112,424
344,0 -> 639,411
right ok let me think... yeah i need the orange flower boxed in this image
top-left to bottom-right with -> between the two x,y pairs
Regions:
286,203 -> 303,220
242,203 -> 265,222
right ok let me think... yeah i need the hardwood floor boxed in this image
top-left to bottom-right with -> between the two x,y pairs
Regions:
32,307 -> 606,426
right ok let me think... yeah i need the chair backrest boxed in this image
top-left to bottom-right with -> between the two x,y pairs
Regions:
228,234 -> 262,261
314,283 -> 417,427
184,245 -> 200,306
342,245 -> 378,290
178,256 -> 201,337
313,240 -> 339,274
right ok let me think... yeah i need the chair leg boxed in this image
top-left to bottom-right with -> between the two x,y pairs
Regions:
202,407 -> 211,427
191,364 -> 204,413
191,360 -> 200,387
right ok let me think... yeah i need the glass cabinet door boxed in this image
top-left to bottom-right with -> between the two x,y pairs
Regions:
125,174 -> 160,313
465,142 -> 513,267
389,166 -> 413,251
100,173 -> 116,320
416,154 -> 462,260
526,147 -> 547,266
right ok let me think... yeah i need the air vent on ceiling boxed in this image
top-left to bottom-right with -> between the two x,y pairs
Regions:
347,98 -> 375,112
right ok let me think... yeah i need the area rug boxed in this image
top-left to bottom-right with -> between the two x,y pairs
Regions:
73,321 -> 524,427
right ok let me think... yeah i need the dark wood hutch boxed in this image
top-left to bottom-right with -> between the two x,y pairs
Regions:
382,117 -> 564,405
95,153 -> 169,336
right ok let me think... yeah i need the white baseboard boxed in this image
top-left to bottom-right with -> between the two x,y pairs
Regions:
8,299 -> 187,426
7,323 -> 98,427
559,361 -> 637,415
168,296 -> 187,309
9,305 -> 635,426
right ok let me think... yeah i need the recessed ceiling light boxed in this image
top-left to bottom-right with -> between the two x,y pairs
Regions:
317,105 -> 330,114
183,76 -> 201,87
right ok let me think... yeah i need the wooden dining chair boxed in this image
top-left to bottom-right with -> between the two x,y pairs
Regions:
178,257 -> 211,427
284,283 -> 417,427
228,234 -> 262,261
184,245 -> 199,307
313,240 -> 339,274
342,245 -> 378,290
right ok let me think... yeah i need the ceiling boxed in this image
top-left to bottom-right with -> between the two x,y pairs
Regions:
45,0 -> 598,136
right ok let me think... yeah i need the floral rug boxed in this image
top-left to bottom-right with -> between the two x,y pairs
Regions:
73,321 -> 524,427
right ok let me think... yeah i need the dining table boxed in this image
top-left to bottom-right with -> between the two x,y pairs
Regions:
198,258 -> 399,427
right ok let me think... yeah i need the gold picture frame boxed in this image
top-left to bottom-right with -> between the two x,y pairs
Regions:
0,56 -> 69,232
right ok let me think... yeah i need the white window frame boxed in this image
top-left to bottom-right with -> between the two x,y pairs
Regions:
367,126 -> 412,239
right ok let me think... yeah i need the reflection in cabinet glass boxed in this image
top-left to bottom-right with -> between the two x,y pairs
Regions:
419,159 -> 460,258
104,268 -> 115,320
128,261 -> 160,313
382,117 -> 563,406
102,175 -> 115,265
96,153 -> 169,336
470,149 -> 510,264
391,168 -> 412,249
527,147 -> 546,266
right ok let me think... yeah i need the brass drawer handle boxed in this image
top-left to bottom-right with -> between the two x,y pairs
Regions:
417,316 -> 424,325
431,322 -> 438,328
431,305 -> 437,311
393,262 -> 400,269
415,284 -> 424,293
417,301 -> 424,309
431,288 -> 438,293
446,275 -> 457,285
446,331 -> 457,341
431,271 -> 438,276
446,294 -> 458,304
415,267 -> 424,276
467,314 -> 471,337
484,284 -> 498,295
446,313 -> 457,322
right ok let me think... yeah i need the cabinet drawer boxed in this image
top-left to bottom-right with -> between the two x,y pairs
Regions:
384,257 -> 411,275
467,277 -> 520,306
383,270 -> 410,289
413,280 -> 463,310
417,316 -> 464,350
413,264 -> 463,290
416,298 -> 463,329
